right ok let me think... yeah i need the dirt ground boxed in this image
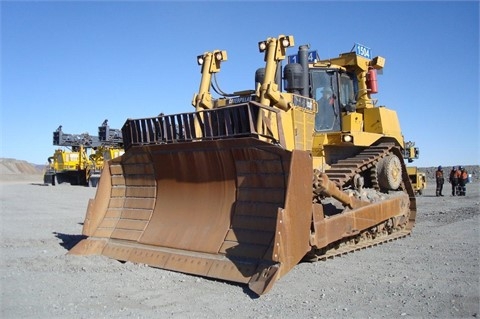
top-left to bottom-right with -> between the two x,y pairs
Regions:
1,174 -> 478,319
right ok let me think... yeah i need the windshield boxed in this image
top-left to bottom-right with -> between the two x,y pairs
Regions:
339,73 -> 356,111
311,70 -> 340,132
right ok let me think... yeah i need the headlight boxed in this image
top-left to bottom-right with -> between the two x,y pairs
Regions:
258,41 -> 267,52
280,35 -> 294,48
197,55 -> 204,65
343,135 -> 353,143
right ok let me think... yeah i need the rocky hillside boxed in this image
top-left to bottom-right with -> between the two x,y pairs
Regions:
0,158 -> 43,175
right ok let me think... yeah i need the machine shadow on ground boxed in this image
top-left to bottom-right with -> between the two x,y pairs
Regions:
54,232 -> 87,250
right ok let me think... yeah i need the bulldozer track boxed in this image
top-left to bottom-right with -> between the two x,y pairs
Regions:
309,143 -> 416,262
324,143 -> 395,190
317,230 -> 411,261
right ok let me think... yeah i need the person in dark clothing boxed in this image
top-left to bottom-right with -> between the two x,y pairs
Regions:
435,166 -> 444,197
449,166 -> 460,196
458,166 -> 468,196
315,87 -> 340,131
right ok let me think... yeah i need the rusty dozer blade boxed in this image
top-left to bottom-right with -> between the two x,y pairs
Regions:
69,138 -> 313,295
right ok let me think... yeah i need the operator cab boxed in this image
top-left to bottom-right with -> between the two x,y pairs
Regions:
310,69 -> 356,132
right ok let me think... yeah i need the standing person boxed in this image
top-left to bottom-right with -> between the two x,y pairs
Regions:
455,166 -> 462,195
458,166 -> 468,196
449,166 -> 459,196
435,166 -> 444,197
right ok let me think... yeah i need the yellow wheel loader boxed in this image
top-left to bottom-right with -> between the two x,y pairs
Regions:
70,35 -> 419,296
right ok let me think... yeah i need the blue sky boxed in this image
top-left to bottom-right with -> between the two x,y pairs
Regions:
1,1 -> 479,167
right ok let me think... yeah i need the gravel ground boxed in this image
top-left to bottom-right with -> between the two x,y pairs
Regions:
1,175 -> 478,319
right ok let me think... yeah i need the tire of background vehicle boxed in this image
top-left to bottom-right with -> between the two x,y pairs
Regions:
88,178 -> 98,188
43,174 -> 51,185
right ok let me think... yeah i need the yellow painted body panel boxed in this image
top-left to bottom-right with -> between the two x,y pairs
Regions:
363,107 -> 403,145
50,148 -> 92,171
407,166 -> 426,194
282,104 -> 316,152
342,112 -> 364,132
311,106 -> 404,171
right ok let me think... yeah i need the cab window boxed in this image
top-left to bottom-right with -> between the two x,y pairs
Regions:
311,69 -> 341,132
339,73 -> 356,112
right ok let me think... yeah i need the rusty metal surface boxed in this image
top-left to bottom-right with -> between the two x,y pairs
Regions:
308,143 -> 417,261
70,137 -> 313,295
312,194 -> 410,247
81,163 -> 114,237
71,138 -> 418,295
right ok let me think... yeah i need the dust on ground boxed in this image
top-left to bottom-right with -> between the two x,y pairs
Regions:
0,168 -> 479,318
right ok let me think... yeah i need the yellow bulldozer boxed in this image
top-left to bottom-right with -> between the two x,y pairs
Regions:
70,35 -> 419,296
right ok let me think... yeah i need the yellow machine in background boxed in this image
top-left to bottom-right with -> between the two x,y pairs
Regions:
88,146 -> 124,186
89,120 -> 124,187
43,127 -> 98,186
71,35 -> 419,295
407,166 -> 426,195
44,120 -> 123,187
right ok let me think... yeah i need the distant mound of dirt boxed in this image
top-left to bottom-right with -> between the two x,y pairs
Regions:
0,158 -> 43,175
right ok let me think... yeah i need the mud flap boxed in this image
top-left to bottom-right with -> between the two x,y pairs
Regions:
70,138 -> 313,295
